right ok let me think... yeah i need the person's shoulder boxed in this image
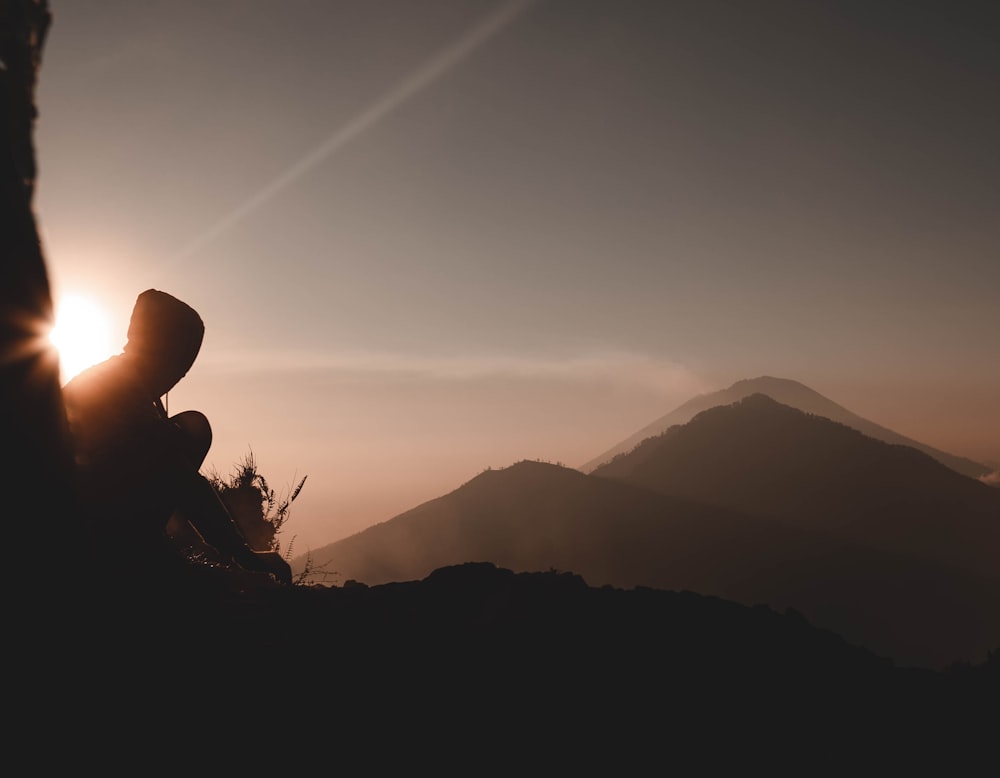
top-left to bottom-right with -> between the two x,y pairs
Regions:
64,355 -> 119,389
64,355 -> 142,405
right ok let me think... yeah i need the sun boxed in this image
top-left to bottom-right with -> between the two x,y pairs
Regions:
50,293 -> 116,384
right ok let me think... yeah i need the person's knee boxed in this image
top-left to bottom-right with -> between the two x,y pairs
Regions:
170,410 -> 212,469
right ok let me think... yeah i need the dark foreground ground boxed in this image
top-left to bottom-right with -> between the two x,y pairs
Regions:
10,556 -> 997,769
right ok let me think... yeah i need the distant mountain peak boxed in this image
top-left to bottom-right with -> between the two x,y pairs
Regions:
733,375 -> 805,388
579,376 -> 991,480
730,376 -> 825,397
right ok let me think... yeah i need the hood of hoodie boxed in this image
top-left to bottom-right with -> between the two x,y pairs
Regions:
123,289 -> 204,392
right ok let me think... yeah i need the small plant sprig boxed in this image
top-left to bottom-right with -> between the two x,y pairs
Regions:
206,448 -> 307,557
203,449 -> 342,587
292,550 -> 340,586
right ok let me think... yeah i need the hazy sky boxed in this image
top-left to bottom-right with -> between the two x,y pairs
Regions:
34,0 -> 1000,551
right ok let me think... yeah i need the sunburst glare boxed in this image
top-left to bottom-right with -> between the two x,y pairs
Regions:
50,293 -> 115,383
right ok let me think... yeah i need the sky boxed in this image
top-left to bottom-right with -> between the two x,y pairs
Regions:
33,0 -> 1000,553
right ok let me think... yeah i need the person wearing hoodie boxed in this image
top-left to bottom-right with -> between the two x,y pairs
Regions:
62,289 -> 292,585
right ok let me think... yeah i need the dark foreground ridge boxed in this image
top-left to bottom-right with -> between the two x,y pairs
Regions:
21,557 -> 996,759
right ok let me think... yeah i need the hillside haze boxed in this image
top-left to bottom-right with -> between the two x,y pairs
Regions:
309,459 -> 827,591
300,395 -> 999,668
580,376 -> 993,479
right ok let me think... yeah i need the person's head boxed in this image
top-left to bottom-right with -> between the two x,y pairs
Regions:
123,289 -> 204,397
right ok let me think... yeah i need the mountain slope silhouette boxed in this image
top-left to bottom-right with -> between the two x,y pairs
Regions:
592,393 -> 1000,582
303,399 -> 999,669
580,376 -> 992,479
310,459 -> 832,591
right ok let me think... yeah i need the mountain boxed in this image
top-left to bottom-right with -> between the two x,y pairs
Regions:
592,393 -> 1000,582
579,376 -> 993,480
301,413 -> 1000,668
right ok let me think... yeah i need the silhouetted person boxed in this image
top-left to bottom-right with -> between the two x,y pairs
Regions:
62,289 -> 292,585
